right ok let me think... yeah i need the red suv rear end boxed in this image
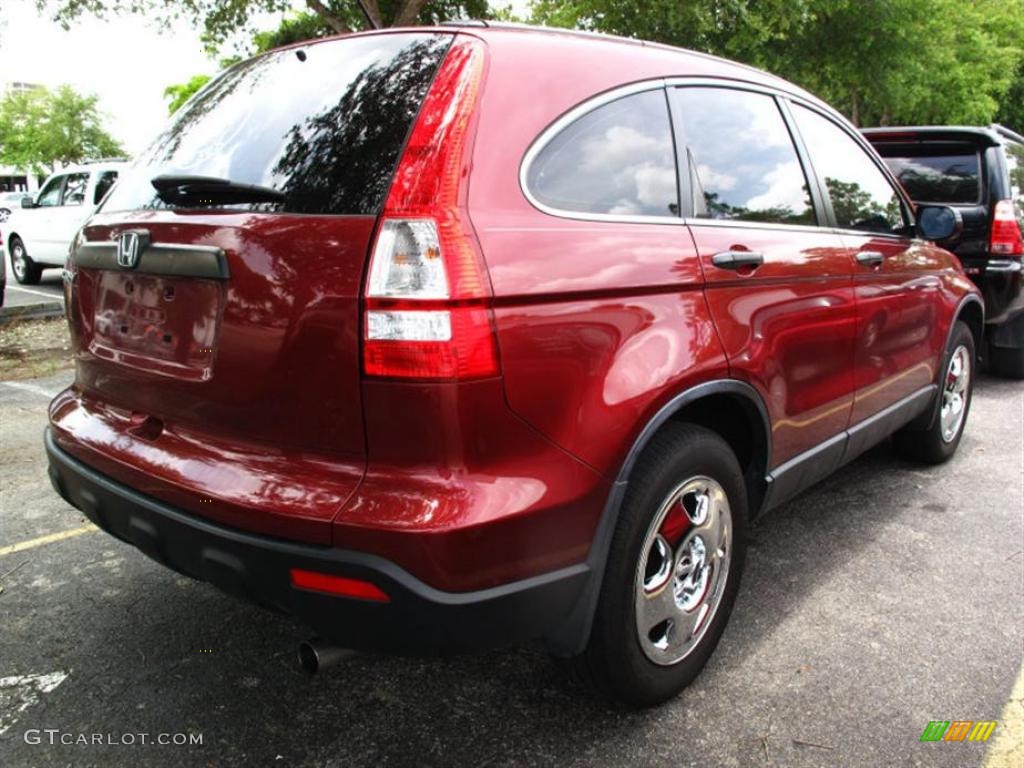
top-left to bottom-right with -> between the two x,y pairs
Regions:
46,25 -> 982,705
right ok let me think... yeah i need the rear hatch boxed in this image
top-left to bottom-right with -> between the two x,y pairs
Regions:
55,31 -> 454,543
868,131 -> 995,261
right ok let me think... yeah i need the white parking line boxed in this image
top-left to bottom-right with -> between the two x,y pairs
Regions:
0,380 -> 60,399
5,285 -> 63,300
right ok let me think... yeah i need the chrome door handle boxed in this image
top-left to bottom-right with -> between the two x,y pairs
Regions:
712,250 -> 764,270
856,250 -> 884,267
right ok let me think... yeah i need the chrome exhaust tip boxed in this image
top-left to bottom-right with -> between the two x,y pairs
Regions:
297,639 -> 352,674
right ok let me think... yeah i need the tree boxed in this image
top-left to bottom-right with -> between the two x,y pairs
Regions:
37,1 -> 493,52
530,0 -> 1024,127
164,74 -> 214,114
0,84 -> 124,174
995,63 -> 1024,133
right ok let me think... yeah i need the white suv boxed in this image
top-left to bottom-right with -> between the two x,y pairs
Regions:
4,161 -> 127,284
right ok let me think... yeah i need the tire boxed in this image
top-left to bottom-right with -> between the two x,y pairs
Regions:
987,343 -> 1024,380
894,320 -> 975,464
573,423 -> 747,707
9,236 -> 42,285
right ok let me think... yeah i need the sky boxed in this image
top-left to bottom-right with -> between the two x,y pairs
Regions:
0,1 -> 534,157
0,0 -> 288,155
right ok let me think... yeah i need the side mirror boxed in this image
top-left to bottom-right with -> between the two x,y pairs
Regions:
20,196 -> 35,209
917,205 -> 962,242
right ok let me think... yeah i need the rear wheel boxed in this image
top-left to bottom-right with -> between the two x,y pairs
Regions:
9,236 -> 42,285
574,423 -> 747,707
894,321 -> 974,463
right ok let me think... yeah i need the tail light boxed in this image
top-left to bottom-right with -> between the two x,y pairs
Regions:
362,37 -> 498,381
990,199 -> 1024,256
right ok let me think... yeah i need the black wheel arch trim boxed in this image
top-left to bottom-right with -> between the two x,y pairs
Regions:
545,378 -> 772,655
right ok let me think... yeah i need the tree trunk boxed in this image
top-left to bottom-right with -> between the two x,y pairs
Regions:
850,91 -> 860,127
880,106 -> 892,126
356,0 -> 384,29
392,0 -> 428,26
305,0 -> 352,33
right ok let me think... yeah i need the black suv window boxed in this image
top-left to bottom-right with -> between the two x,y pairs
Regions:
525,89 -> 678,218
102,33 -> 451,216
1007,141 -> 1024,209
873,143 -> 981,204
673,87 -> 814,225
792,105 -> 907,234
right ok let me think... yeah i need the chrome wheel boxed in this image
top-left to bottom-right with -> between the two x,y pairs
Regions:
940,345 -> 970,443
11,240 -> 27,280
635,476 -> 732,666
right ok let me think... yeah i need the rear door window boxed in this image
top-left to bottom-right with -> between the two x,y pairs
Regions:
62,173 -> 89,206
873,143 -> 981,204
102,33 -> 452,216
525,89 -> 679,218
672,87 -> 815,225
791,105 -> 908,235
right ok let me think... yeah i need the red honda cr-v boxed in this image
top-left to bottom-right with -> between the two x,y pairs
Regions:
46,23 -> 982,705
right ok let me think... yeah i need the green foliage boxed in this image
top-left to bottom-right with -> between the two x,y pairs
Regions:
995,64 -> 1024,133
531,0 -> 1024,127
163,74 -> 213,114
0,84 -> 124,174
38,1 -> 493,54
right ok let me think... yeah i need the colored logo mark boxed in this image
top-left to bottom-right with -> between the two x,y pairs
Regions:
920,720 -> 997,742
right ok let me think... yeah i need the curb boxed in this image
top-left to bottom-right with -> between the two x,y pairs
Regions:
0,301 -> 65,325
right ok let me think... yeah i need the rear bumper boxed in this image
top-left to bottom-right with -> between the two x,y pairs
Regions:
45,427 -> 591,654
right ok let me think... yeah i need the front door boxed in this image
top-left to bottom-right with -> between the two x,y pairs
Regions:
788,104 -> 943,426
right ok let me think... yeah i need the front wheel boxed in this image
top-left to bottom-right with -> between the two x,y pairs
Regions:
894,320 -> 975,464
9,236 -> 42,285
573,423 -> 747,706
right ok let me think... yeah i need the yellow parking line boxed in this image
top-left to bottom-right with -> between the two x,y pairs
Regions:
0,524 -> 97,557
985,662 -> 1024,767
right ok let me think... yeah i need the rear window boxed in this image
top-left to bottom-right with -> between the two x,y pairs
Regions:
873,142 -> 981,204
102,33 -> 451,216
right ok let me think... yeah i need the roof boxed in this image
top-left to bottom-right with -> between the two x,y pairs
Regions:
862,125 -> 1024,148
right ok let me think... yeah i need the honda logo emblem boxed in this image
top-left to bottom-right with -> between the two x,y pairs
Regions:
116,230 -> 148,269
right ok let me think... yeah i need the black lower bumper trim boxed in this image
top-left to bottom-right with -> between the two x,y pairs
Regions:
45,428 -> 590,654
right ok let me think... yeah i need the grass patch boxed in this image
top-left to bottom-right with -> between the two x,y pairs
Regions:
0,317 -> 73,381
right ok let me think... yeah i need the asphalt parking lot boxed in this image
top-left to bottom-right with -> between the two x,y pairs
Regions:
0,264 -> 64,321
0,370 -> 1021,767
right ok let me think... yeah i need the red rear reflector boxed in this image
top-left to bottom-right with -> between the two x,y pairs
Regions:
289,569 -> 390,602
990,199 -> 1024,256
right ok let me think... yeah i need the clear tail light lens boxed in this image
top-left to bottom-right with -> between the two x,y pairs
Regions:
990,199 -> 1024,256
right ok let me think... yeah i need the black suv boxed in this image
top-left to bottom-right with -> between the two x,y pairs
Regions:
864,125 -> 1024,377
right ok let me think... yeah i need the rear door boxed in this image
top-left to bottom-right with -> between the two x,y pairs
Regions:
789,104 -> 943,426
61,32 -> 453,541
671,85 -> 857,472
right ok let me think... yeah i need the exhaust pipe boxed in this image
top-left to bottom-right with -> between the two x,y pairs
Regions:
297,639 -> 353,674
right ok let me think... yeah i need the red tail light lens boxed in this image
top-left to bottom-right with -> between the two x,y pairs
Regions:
363,37 -> 498,381
990,199 -> 1024,256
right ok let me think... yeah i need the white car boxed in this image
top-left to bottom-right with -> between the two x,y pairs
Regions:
4,162 -> 126,284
